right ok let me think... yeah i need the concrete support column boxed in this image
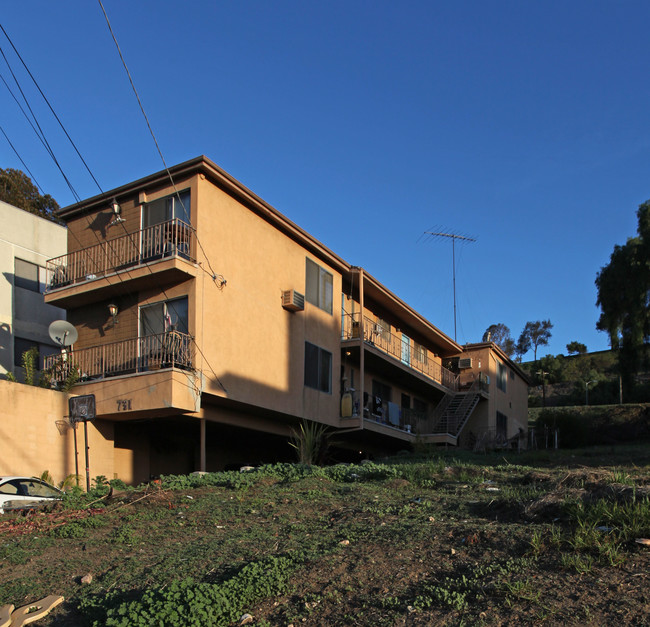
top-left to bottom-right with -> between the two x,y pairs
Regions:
199,418 -> 206,472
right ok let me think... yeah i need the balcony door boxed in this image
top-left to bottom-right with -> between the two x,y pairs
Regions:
141,190 -> 191,259
139,297 -> 189,368
139,297 -> 188,338
401,334 -> 410,366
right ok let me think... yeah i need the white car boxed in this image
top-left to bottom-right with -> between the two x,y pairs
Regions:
0,476 -> 64,514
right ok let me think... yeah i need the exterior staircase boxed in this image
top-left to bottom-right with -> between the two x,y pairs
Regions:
423,379 -> 482,444
433,391 -> 480,437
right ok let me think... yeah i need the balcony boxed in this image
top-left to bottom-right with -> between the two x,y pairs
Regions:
44,219 -> 197,307
44,331 -> 194,384
342,312 -> 457,391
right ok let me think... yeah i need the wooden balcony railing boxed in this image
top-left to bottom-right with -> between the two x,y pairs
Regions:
46,219 -> 195,291
342,312 -> 458,391
43,331 -> 194,383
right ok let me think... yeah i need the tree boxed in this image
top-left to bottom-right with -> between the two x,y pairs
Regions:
566,341 -> 587,355
0,168 -> 59,221
596,201 -> 650,397
514,335 -> 530,363
517,320 -> 553,361
482,323 -> 515,356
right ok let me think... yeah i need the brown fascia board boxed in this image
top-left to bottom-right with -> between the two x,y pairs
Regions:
56,155 -> 350,275
357,267 -> 462,356
463,342 -> 531,383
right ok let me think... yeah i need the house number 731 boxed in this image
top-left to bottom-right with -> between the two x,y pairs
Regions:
117,399 -> 132,411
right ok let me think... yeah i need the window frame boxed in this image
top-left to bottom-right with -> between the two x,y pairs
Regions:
14,258 -> 45,293
304,341 -> 332,394
496,411 -> 508,438
496,361 -> 507,393
139,296 -> 189,338
305,258 -> 333,314
413,341 -> 427,365
142,189 -> 191,228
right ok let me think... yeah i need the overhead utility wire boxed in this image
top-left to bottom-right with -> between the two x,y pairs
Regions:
0,26 -> 204,358
0,125 -> 46,194
97,0 -> 228,387
0,31 -> 173,342
0,43 -> 80,202
2,13 -> 221,386
0,23 -> 103,194
0,23 -> 209,347
96,0 -> 223,286
0,72 -> 53,160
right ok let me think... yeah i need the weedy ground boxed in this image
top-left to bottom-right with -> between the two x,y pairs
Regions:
1,445 -> 649,626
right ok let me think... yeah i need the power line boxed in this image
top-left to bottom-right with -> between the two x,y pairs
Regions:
0,124 -> 47,195
0,40 -> 80,202
0,23 -> 103,194
96,0 -> 222,286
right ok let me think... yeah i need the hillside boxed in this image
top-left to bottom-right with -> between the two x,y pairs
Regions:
522,348 -> 650,406
1,448 -> 649,625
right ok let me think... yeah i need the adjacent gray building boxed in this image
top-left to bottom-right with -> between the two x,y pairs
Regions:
0,200 -> 67,380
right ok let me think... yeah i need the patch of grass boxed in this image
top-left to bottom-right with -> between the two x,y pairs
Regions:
80,552 -> 308,626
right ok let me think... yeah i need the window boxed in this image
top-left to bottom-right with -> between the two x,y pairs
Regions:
140,297 -> 189,337
304,342 -> 332,393
401,393 -> 411,409
15,258 -> 45,293
372,379 -> 392,403
376,318 -> 390,341
305,258 -> 333,314
497,362 -> 507,392
496,411 -> 508,438
143,189 -> 191,227
413,342 -> 427,365
13,337 -> 58,369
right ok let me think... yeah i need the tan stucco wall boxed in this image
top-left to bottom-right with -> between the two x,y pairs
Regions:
193,176 -> 341,425
0,380 -> 115,486
459,346 -> 528,438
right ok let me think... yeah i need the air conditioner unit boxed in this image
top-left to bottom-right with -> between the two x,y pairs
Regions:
458,357 -> 473,369
282,289 -> 305,312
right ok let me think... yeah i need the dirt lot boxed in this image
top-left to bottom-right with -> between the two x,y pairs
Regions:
1,446 -> 649,626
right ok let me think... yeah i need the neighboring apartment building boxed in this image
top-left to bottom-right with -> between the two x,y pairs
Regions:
0,200 -> 67,380
42,156 -> 528,484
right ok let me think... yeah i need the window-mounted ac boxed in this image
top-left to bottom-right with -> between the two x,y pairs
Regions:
282,289 -> 305,312
458,357 -> 473,369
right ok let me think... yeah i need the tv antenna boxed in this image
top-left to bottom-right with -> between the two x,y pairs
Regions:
421,229 -> 476,342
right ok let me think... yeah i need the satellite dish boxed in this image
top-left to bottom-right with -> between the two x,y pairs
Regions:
48,320 -> 78,347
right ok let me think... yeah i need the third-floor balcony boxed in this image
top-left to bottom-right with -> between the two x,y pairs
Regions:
342,312 -> 458,391
44,219 -> 197,307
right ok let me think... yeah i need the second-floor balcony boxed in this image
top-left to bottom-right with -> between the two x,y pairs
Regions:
43,331 -> 194,384
46,219 -> 196,293
342,312 -> 458,391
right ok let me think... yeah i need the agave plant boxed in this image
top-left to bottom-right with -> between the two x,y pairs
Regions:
289,420 -> 331,466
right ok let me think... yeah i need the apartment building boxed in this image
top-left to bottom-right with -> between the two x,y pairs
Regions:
43,156 -> 528,484
0,200 -> 67,380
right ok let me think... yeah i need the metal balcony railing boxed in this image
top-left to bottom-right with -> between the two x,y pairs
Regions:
342,312 -> 458,391
43,331 -> 194,383
46,219 -> 195,290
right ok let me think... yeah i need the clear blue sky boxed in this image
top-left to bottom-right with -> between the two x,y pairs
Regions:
2,1 -> 649,358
